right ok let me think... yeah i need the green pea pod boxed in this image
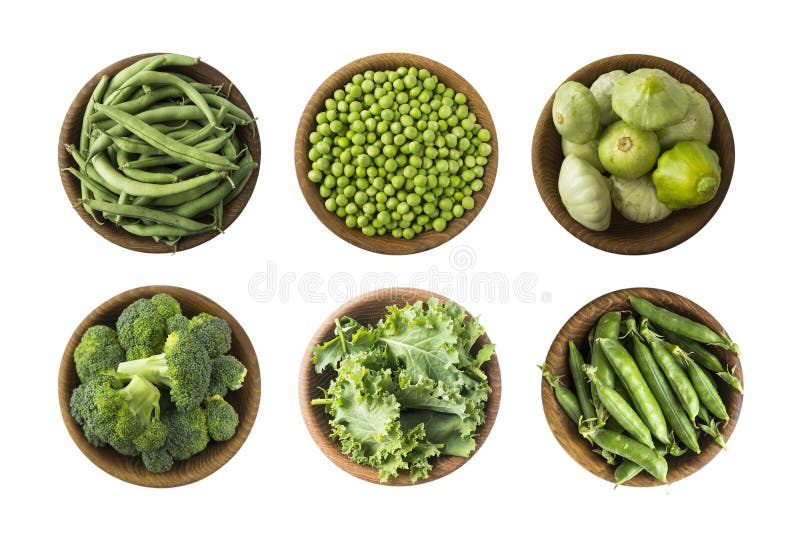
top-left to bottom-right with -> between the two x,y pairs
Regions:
629,296 -> 739,355
539,364 -> 581,425
718,369 -> 744,394
591,311 -> 621,388
614,445 -> 669,487
568,341 -> 595,423
581,427 -> 668,483
629,323 -> 700,453
597,337 -> 670,446
659,329 -> 724,373
669,343 -> 729,421
584,366 -> 654,448
640,319 -> 700,424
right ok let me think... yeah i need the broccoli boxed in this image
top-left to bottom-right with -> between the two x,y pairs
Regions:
116,294 -> 181,360
163,406 -> 209,461
188,313 -> 232,358
166,313 -> 190,334
116,329 -> 212,411
207,354 -> 248,397
205,395 -> 239,441
73,325 -> 125,383
70,374 -> 163,457
141,446 -> 174,473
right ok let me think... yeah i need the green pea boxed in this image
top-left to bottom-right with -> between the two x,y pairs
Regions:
433,217 -> 447,232
452,204 -> 465,218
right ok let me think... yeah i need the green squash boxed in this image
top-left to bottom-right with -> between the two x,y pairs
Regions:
552,81 -> 600,144
612,68 -> 689,131
652,141 -> 721,210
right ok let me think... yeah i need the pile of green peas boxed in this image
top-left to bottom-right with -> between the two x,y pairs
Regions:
307,66 -> 492,240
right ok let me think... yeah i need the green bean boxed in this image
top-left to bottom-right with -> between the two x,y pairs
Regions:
539,364 -> 581,424
568,341 -> 595,423
114,70 -> 216,125
659,329 -> 724,373
597,337 -> 670,446
64,168 -> 116,203
223,152 -> 256,205
640,319 -> 700,424
122,155 -> 183,170
89,85 -> 185,122
584,366 -> 654,448
201,92 -> 255,126
591,311 -> 621,388
148,180 -> 220,207
629,319 -> 700,453
106,131 -> 160,155
94,104 -> 238,171
104,54 -> 198,104
80,199 -> 212,231
581,427 -> 668,483
629,296 -> 740,355
174,160 -> 257,218
614,445 -> 669,487
121,166 -> 178,184
118,222 -> 216,238
90,152 -> 226,197
669,343 -> 729,421
81,75 -> 109,154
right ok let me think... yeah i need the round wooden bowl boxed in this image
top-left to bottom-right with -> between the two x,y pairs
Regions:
532,54 -> 735,255
59,285 -> 261,487
542,287 -> 743,486
299,287 -> 502,485
295,53 -> 498,255
58,53 -> 261,253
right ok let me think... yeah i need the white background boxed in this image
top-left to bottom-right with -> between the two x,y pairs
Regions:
2,1 -> 796,544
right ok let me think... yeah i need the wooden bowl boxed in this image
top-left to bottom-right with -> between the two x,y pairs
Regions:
542,287 -> 743,486
295,53 -> 498,255
299,287 -> 502,485
532,54 -> 735,255
59,285 -> 261,487
58,53 -> 261,253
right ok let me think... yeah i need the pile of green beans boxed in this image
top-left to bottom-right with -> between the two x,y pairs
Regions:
542,295 -> 742,485
66,54 -> 258,250
307,66 -> 492,240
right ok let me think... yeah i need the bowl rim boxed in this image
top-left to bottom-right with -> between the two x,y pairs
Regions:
58,284 -> 261,487
294,52 -> 498,255
298,286 -> 502,485
58,52 -> 261,254
531,53 -> 735,255
541,286 -> 743,486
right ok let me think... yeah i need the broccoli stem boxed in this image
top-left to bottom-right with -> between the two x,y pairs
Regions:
118,354 -> 173,388
122,375 -> 163,421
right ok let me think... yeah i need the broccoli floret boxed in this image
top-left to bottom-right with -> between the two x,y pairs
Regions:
70,375 -> 163,457
188,313 -> 231,359
207,354 -> 248,397
163,406 -> 209,461
116,294 -> 181,360
116,330 -> 211,411
141,446 -> 174,473
166,313 -> 190,334
205,395 -> 239,441
73,325 -> 125,383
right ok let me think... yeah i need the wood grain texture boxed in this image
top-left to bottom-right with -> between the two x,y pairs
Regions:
541,287 -> 743,486
299,287 -> 502,485
58,53 -> 261,254
294,53 -> 498,255
532,54 -> 735,255
58,286 -> 261,487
